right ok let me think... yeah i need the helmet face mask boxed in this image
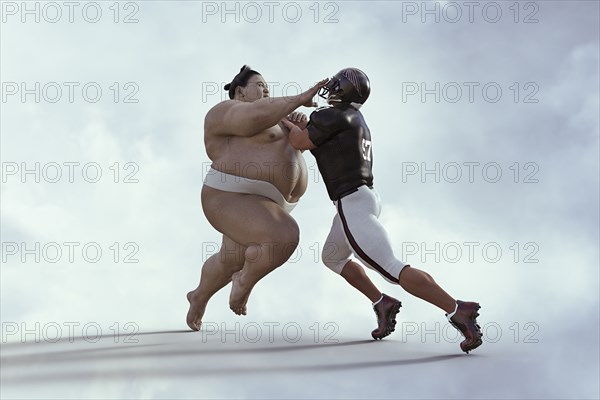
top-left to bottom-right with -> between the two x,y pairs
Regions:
318,68 -> 370,108
318,79 -> 342,104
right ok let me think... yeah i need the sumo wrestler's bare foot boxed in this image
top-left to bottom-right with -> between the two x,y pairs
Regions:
186,290 -> 207,331
230,271 -> 252,316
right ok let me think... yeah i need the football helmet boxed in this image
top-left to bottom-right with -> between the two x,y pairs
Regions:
318,68 -> 371,108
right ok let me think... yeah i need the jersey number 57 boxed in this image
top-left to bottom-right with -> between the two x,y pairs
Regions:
362,139 -> 372,162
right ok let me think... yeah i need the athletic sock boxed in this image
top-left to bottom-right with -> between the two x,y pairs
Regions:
446,302 -> 459,320
372,294 -> 384,306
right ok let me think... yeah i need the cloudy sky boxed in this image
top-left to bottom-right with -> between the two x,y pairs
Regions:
1,1 -> 598,398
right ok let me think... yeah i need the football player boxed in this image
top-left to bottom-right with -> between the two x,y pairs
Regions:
282,68 -> 483,353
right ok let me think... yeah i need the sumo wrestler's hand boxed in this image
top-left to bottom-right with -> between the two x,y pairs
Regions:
286,111 -> 308,130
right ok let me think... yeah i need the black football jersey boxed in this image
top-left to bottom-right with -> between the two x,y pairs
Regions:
307,105 -> 374,200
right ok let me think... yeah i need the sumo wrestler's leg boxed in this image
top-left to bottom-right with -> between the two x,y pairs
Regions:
186,234 -> 246,331
202,187 -> 300,315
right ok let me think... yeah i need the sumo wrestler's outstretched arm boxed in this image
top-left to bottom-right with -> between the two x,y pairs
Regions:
205,78 -> 329,138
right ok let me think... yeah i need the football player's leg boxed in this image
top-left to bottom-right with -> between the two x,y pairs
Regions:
339,190 -> 456,310
336,189 -> 406,284
337,188 -> 482,351
322,214 -> 381,302
323,213 -> 401,340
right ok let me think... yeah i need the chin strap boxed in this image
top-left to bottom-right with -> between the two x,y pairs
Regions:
327,99 -> 363,110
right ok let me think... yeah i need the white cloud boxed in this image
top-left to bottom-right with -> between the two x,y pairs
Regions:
1,1 -> 598,398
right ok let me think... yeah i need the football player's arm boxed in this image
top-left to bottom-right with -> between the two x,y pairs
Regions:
281,119 -> 316,150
